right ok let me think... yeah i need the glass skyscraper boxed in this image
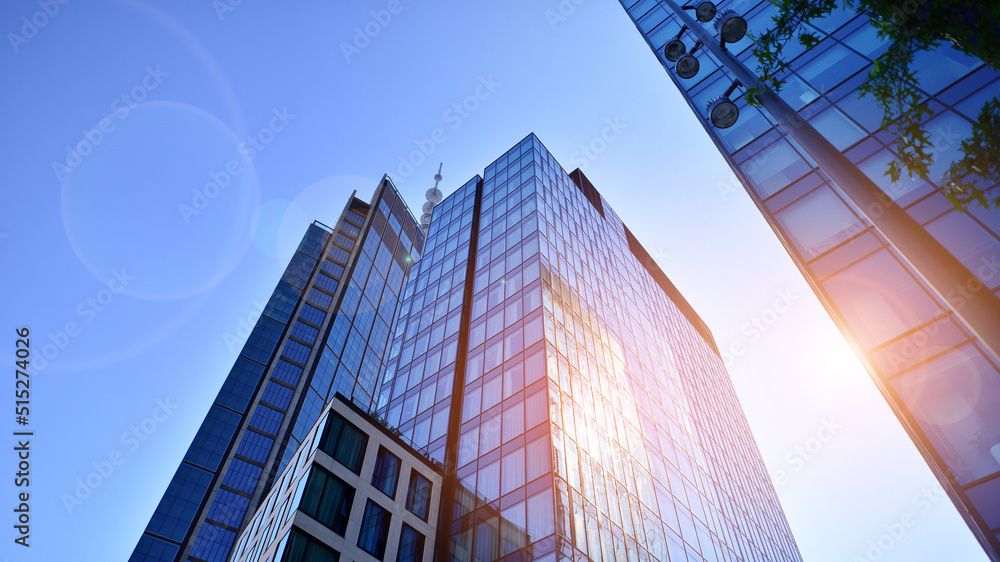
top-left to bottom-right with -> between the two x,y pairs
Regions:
618,1 -> 1000,559
131,133 -> 803,562
374,133 -> 801,561
129,177 -> 424,562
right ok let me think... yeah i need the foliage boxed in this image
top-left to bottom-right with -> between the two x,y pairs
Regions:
748,0 -> 1000,212
941,98 -> 1000,210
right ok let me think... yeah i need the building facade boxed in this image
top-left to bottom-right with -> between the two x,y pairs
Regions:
129,178 -> 424,562
374,133 -> 802,561
132,133 -> 803,562
229,394 -> 442,562
618,0 -> 1000,558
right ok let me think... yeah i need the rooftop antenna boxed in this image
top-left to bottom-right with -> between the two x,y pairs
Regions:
421,163 -> 443,233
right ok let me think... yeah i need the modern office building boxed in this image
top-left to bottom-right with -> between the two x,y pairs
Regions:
129,177 -> 425,562
229,394 -> 443,562
132,133 -> 803,562
373,133 -> 802,561
618,0 -> 1000,558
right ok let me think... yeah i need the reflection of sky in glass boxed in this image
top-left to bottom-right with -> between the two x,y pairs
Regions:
378,134 -> 802,561
624,0 -> 1000,554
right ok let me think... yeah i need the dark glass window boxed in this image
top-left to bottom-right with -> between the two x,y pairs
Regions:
314,272 -> 340,294
345,210 -> 365,226
299,465 -> 355,535
221,458 -> 263,494
290,321 -> 320,345
296,224 -> 330,259
129,535 -> 179,562
205,489 -> 249,528
271,359 -> 304,386
328,316 -> 352,357
243,317 -> 285,365
307,287 -> 334,309
282,339 -> 312,365
215,357 -> 266,413
184,405 -> 241,471
299,303 -> 327,327
189,522 -> 236,562
281,528 -> 341,562
145,464 -> 214,542
248,404 -> 284,437
321,259 -> 346,278
334,232 -> 355,248
319,412 -> 368,474
396,524 -> 425,562
263,281 -> 302,324
357,500 -> 392,560
405,471 -> 432,521
282,253 -> 318,290
292,389 -> 325,443
341,222 -> 361,238
235,430 -> 275,464
311,346 -> 338,399
328,245 -> 351,264
261,381 -> 295,410
371,446 -> 401,498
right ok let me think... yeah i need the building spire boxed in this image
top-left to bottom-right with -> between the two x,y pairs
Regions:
421,162 -> 443,233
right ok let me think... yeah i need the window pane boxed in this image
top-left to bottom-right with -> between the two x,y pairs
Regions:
396,524 -> 425,562
405,471 -> 433,521
925,211 -> 1000,290
822,250 -> 941,348
320,413 -> 369,474
502,447 -> 526,495
740,139 -> 811,198
775,187 -> 863,259
857,148 -> 932,204
796,45 -> 867,93
890,345 -> 1000,485
913,45 -> 982,95
299,466 -> 355,536
358,500 -> 392,560
371,446 -> 401,498
810,106 -> 865,150
527,488 -> 556,542
281,528 -> 340,562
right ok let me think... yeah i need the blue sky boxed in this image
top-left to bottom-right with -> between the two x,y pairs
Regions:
0,0 -> 989,560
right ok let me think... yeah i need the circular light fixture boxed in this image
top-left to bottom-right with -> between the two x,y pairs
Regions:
675,54 -> 700,79
663,39 -> 686,62
695,1 -> 717,22
707,96 -> 740,128
715,10 -> 748,43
